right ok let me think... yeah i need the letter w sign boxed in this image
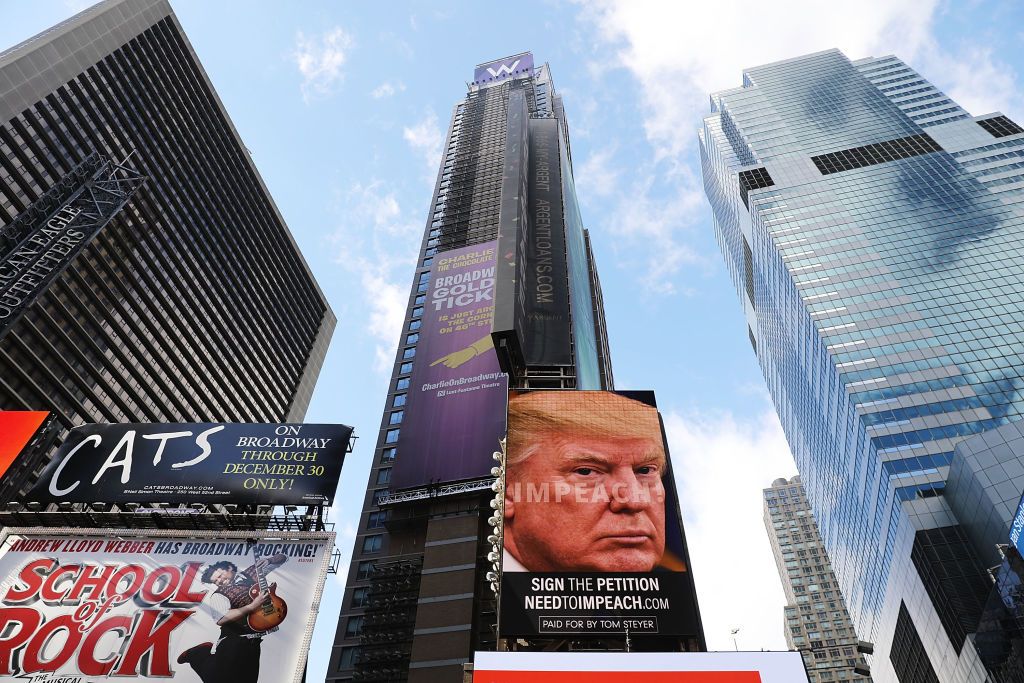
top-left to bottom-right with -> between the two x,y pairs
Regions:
487,59 -> 521,78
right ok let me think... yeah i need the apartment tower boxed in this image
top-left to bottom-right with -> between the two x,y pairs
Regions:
765,476 -> 872,681
326,54 -> 616,682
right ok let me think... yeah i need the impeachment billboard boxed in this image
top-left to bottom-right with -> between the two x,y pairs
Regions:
0,528 -> 333,683
499,390 -> 702,639
27,422 -> 352,506
392,241 -> 508,489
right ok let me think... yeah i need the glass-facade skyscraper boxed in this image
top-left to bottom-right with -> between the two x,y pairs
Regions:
702,49 -> 1024,682
327,54 -> 615,682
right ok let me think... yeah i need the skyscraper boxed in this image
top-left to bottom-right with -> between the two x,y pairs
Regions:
701,49 -> 1024,682
764,476 -> 872,682
0,0 -> 334,498
327,54 -> 616,682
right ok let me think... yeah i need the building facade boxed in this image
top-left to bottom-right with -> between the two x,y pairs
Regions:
765,476 -> 872,682
702,49 -> 1024,682
0,0 -> 334,501
326,54 -> 619,682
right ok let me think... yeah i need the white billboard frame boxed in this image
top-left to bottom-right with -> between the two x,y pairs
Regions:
473,651 -> 812,682
0,526 -> 334,683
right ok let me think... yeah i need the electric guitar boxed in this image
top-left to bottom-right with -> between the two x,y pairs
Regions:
246,554 -> 288,633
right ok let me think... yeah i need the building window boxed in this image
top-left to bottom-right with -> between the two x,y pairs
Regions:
385,429 -> 399,444
368,510 -> 389,528
351,587 -> 370,607
412,307 -> 423,318
406,333 -> 419,345
338,647 -> 357,669
356,561 -> 374,580
393,394 -> 406,408
396,378 -> 410,390
345,616 -> 364,638
389,411 -> 403,424
409,320 -> 422,331
403,348 -> 416,359
362,535 -> 383,554
399,362 -> 413,374
376,468 -> 391,485
380,448 -> 396,462
415,295 -> 426,305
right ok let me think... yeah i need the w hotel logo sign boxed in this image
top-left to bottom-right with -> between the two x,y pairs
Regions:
474,52 -> 535,87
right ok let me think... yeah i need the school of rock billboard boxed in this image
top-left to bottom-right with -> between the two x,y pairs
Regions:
0,528 -> 333,683
499,390 -> 703,639
26,422 -> 352,506
392,240 -> 509,489
472,652 -> 811,683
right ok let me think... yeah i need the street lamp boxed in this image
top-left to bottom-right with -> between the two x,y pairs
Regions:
730,627 -> 741,651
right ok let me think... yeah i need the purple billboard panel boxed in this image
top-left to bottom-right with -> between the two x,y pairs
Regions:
474,52 -> 535,87
392,241 -> 508,489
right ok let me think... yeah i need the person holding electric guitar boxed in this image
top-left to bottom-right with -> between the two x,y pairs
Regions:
179,552 -> 289,682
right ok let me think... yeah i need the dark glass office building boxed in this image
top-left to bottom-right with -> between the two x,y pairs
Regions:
326,54 -> 616,682
0,0 -> 334,500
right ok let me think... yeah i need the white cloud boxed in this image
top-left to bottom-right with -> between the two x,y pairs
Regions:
663,406 -> 797,652
572,1 -> 1024,294
577,148 -> 620,200
918,44 -> 1024,121
328,182 -> 420,372
292,27 -> 353,103
403,110 -> 444,180
578,0 -> 940,158
371,81 -> 406,99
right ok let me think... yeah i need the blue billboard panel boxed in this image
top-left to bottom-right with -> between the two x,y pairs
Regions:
1011,490 -> 1024,555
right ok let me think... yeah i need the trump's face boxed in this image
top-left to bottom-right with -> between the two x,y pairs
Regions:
504,432 -> 666,572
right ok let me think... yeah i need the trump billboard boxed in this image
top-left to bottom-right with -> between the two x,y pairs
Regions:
499,390 -> 703,640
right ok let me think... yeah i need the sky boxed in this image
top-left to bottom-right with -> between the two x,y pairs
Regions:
3,0 -> 1024,679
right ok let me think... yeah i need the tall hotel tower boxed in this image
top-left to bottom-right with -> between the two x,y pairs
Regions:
0,0 -> 333,499
327,54 -> 614,682
764,476 -> 872,681
702,49 -> 1024,682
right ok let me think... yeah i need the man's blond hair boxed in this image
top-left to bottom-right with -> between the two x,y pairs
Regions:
506,391 -> 666,469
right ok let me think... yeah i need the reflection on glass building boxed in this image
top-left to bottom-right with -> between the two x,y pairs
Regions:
0,0 -> 334,500
701,49 -> 1024,682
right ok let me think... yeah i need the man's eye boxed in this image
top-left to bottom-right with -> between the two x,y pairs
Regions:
636,466 -> 656,475
574,467 -> 595,476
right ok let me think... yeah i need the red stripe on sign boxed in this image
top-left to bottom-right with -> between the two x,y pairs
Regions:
0,412 -> 48,480
474,671 -> 761,683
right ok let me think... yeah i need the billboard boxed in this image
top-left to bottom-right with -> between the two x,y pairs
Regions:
523,118 -> 571,366
0,528 -> 333,683
0,411 -> 48,482
473,52 -> 535,87
499,390 -> 702,639
392,241 -> 509,489
1011,490 -> 1024,556
473,652 -> 811,683
27,422 -> 352,506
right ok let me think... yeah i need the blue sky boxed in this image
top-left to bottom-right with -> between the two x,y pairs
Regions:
4,0 -> 1024,678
